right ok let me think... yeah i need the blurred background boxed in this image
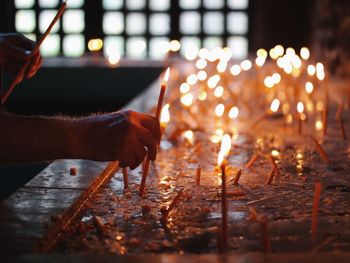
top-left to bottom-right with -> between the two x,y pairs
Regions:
1,0 -> 350,198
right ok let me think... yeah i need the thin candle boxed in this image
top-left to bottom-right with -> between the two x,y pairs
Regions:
196,165 -> 201,185
266,169 -> 276,185
297,101 -> 304,135
233,169 -> 242,185
312,137 -> 331,164
140,67 -> 170,196
122,168 -> 128,189
161,188 -> 184,223
311,182 -> 322,234
269,154 -> 281,176
245,153 -> 259,168
218,151 -> 228,253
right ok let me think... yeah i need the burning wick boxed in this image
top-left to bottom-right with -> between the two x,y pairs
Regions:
311,182 -> 322,234
245,153 -> 259,168
122,167 -> 128,189
268,154 -> 281,176
140,67 -> 170,197
297,101 -> 304,135
218,151 -> 228,253
160,103 -> 170,136
312,137 -> 331,164
233,169 -> 242,185
265,169 -> 276,185
196,165 -> 201,185
161,188 -> 184,223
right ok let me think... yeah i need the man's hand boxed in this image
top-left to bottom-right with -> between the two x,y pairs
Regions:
0,33 -> 42,83
74,110 -> 161,169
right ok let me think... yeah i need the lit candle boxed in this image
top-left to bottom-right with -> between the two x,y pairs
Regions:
311,182 -> 322,234
160,103 -> 170,135
217,151 -> 228,253
268,154 -> 280,176
140,67 -> 170,196
297,101 -> 304,135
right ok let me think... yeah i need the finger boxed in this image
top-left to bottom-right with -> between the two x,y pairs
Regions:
6,33 -> 36,51
26,53 -> 42,78
135,126 -> 158,161
130,146 -> 147,170
139,115 -> 161,141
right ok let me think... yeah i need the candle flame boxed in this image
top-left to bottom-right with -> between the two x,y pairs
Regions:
307,65 -> 316,76
163,67 -> 170,83
180,83 -> 190,94
297,101 -> 304,113
220,134 -> 232,156
229,106 -> 239,119
180,93 -> 193,107
270,99 -> 280,112
305,81 -> 314,94
217,150 -> 224,166
183,130 -> 194,144
300,47 -> 310,60
230,65 -> 241,76
160,104 -> 170,124
214,86 -> 224,98
215,103 -> 225,117
315,120 -> 323,130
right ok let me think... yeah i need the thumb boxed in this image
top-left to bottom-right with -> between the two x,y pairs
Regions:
4,41 -> 31,61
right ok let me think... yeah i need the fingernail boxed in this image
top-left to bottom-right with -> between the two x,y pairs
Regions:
25,50 -> 31,56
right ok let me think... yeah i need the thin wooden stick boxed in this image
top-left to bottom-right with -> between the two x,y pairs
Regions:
322,109 -> 328,137
233,169 -> 242,185
335,102 -> 343,122
339,118 -> 346,140
122,167 -> 128,188
245,153 -> 259,168
312,137 -> 331,164
311,182 -> 322,234
2,1 -> 67,104
268,154 -> 280,176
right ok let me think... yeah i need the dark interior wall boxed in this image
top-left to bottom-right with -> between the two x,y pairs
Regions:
2,66 -> 162,116
250,0 -> 314,51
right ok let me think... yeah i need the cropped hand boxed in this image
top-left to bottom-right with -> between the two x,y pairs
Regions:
0,33 -> 42,83
74,110 -> 161,169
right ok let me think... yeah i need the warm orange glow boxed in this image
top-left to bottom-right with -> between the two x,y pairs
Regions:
88,38 -> 103,51
272,73 -> 281,84
197,70 -> 207,81
215,103 -> 225,117
207,74 -> 220,89
107,53 -> 120,66
160,104 -> 170,125
315,120 -> 323,130
217,150 -> 224,166
198,90 -> 207,101
305,81 -> 314,94
183,130 -> 194,144
271,149 -> 280,157
230,65 -> 241,76
180,83 -> 190,94
220,134 -> 232,156
169,40 -> 181,52
217,61 -> 228,73
196,58 -> 207,69
255,56 -> 266,67
240,60 -> 252,71
229,106 -> 239,119
274,45 -> 284,57
214,86 -> 224,98
163,67 -> 170,83
257,48 -> 268,58
180,93 -> 193,107
300,47 -> 310,60
297,101 -> 304,113
186,73 -> 198,85
270,99 -> 280,112
307,65 -> 316,76
264,76 -> 274,88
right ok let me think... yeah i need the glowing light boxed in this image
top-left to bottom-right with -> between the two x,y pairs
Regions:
283,63 -> 293,74
291,55 -> 302,69
315,120 -> 323,130
197,70 -> 207,81
316,62 -> 324,73
180,83 -> 191,94
88,38 -> 103,51
160,104 -> 170,125
274,45 -> 284,57
316,101 -> 324,111
169,40 -> 181,52
198,90 -> 207,101
107,53 -> 120,66
183,130 -> 194,144
286,114 -> 293,124
256,48 -> 268,58
240,59 -> 252,71
305,81 -> 314,94
286,47 -> 296,56
264,76 -> 274,88
220,134 -> 232,156
196,58 -> 207,69
300,47 -> 310,60
217,61 -> 228,73
163,67 -> 170,82
198,48 -> 209,59
277,57 -> 286,68
316,69 -> 325,81
186,73 -> 198,85
282,103 -> 290,114
270,99 -> 280,112
180,93 -> 193,107
207,74 -> 220,88
297,101 -> 304,113
255,56 -> 266,67
229,106 -> 239,119
215,103 -> 225,117
230,64 -> 241,76
217,150 -> 224,166
271,149 -> 280,157
307,65 -> 316,76
269,48 -> 279,60
214,86 -> 224,98
272,73 -> 281,84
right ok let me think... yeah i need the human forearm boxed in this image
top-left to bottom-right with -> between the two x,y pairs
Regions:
0,113 -> 77,163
